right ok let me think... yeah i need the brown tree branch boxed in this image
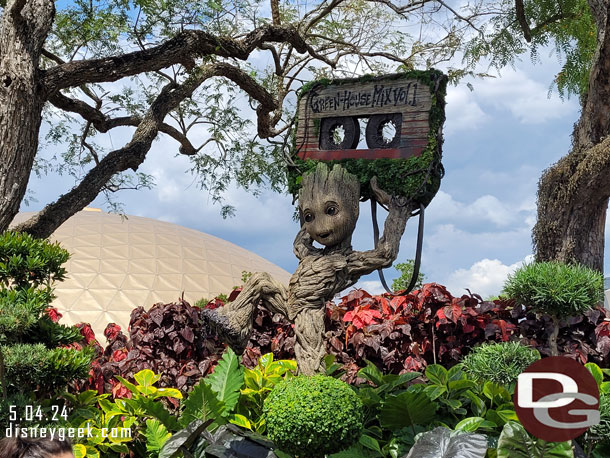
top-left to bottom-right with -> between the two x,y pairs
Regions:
270,0 -> 281,25
41,24 -> 323,93
514,0 -> 532,42
260,43 -> 282,75
8,0 -> 28,18
49,92 -> 200,155
16,66 -> 223,238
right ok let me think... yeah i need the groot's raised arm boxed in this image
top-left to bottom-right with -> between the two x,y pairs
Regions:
346,177 -> 417,278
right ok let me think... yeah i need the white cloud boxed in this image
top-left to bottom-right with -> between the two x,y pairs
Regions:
445,255 -> 533,298
350,280 -> 387,296
444,86 -> 490,135
474,69 -> 578,124
426,190 -> 533,228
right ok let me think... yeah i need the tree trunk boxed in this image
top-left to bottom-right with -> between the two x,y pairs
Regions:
533,0 -> 610,272
0,0 -> 54,233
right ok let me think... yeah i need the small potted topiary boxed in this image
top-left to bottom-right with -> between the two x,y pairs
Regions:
503,261 -> 603,356
461,341 -> 540,389
263,374 -> 364,457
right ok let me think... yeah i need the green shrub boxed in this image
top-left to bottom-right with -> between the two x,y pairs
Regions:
263,375 -> 364,457
392,259 -> 425,292
590,393 -> 610,444
0,231 -> 91,400
2,343 -> 92,395
503,261 -> 603,318
503,261 -> 603,356
461,341 -> 540,387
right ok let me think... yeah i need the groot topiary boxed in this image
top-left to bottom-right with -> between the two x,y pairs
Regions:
263,374 -> 364,457
503,261 -> 603,356
461,341 -> 540,388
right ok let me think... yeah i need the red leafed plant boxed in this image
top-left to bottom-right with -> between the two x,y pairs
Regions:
327,283 -> 609,382
343,302 -> 382,329
74,282 -> 609,395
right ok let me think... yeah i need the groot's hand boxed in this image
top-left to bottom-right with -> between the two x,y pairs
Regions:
370,177 -> 410,209
370,177 -> 390,206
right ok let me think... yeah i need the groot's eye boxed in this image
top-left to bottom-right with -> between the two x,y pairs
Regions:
326,205 -> 338,216
304,213 -> 314,222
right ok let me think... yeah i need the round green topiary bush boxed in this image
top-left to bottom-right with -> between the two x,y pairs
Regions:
502,261 -> 603,318
461,341 -> 540,387
263,374 -> 364,457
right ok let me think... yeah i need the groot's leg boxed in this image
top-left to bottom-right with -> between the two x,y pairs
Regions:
201,272 -> 288,354
294,307 -> 326,375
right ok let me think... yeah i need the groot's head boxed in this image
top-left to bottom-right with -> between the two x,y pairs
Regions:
298,164 -> 360,247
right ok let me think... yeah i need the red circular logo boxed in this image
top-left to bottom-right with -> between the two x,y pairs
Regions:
514,356 -> 600,442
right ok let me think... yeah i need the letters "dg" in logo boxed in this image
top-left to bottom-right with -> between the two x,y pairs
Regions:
514,356 -> 600,442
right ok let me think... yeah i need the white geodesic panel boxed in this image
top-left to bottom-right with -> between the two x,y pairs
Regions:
12,210 -> 291,340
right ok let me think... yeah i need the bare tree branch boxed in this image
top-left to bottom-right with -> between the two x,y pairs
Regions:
271,0 -> 281,25
260,43 -> 282,75
436,0 -> 484,35
41,24 -> 329,93
514,0 -> 532,42
49,92 -> 200,155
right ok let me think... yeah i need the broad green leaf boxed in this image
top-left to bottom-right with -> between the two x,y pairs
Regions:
180,380 -> 226,428
137,385 -> 158,396
140,397 -> 180,431
448,364 -> 467,381
483,382 -> 511,405
243,369 -> 263,391
154,388 -> 183,400
405,427 -> 487,458
601,381 -> 610,394
257,353 -> 274,371
267,359 -> 298,375
134,369 -> 161,388
98,398 -> 121,414
440,398 -> 462,411
465,390 -> 487,417
448,379 -> 477,392
72,444 -> 87,458
359,433 -> 382,453
207,347 -> 244,413
85,446 -> 100,458
359,360 -> 385,386
497,421 -> 573,458
426,364 -> 448,386
424,384 -> 446,400
357,386 -> 383,408
496,409 -> 519,423
379,391 -> 437,430
114,376 -> 139,395
229,413 -> 252,429
144,419 -> 172,452
383,371 -> 421,392
586,362 -> 604,387
455,417 -> 486,432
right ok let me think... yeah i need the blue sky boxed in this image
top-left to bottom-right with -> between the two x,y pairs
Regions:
24,50 -> 594,298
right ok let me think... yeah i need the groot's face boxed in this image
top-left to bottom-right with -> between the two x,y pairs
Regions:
301,195 -> 358,247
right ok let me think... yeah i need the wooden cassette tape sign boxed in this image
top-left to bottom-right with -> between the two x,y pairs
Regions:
296,75 -> 434,161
